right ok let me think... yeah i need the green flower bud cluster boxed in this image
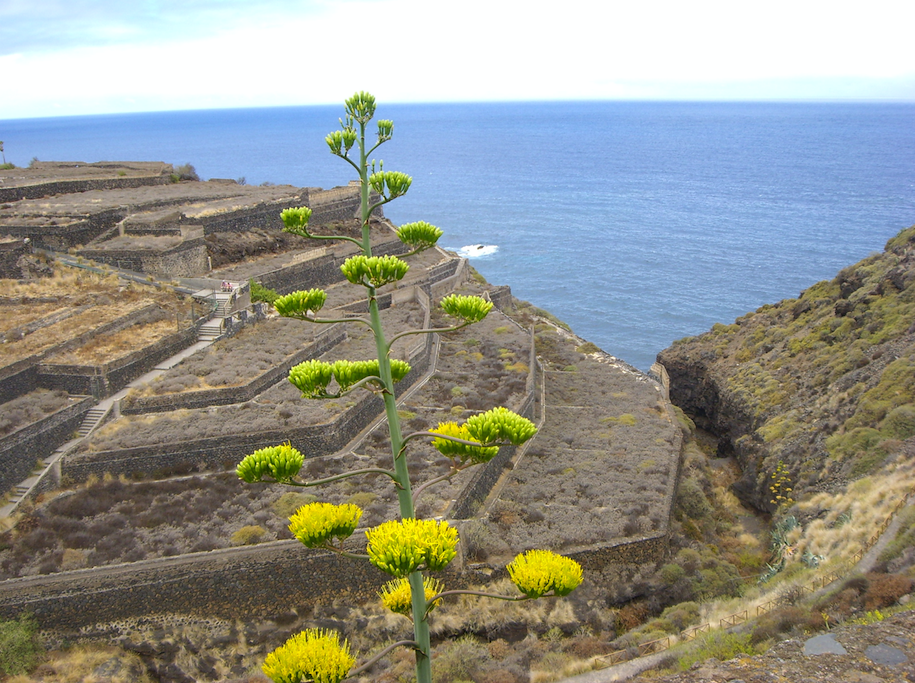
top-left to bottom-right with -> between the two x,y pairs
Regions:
273,288 -> 327,318
280,206 -> 313,237
236,443 -> 304,483
369,170 -> 412,200
326,118 -> 359,157
396,221 -> 443,252
288,359 -> 334,398
429,421 -> 499,464
380,576 -> 444,617
464,406 -> 537,446
440,294 -> 493,323
289,358 -> 411,398
506,550 -> 583,598
340,254 -> 409,287
288,502 -> 363,548
376,119 -> 394,143
262,628 -> 355,683
366,518 -> 458,577
344,91 -> 376,123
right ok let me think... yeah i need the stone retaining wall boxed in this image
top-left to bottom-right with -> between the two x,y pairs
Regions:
121,325 -> 346,414
0,359 -> 39,404
449,364 -> 539,520
80,237 -> 208,278
38,326 -> 198,399
0,396 -> 94,495
257,237 -> 409,295
0,541 -> 393,628
198,199 -> 302,235
0,530 -> 667,633
0,175 -> 172,204
8,208 -> 127,250
304,185 -> 384,225
0,303 -> 166,402
61,331 -> 434,482
0,239 -> 30,279
567,532 -> 669,570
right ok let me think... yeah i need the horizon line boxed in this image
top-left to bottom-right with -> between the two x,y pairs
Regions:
4,95 -> 915,123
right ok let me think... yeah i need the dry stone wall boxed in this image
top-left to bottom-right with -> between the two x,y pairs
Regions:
37,326 -> 198,399
61,332 -> 434,482
0,542 -> 394,628
80,237 -> 208,278
0,531 -> 668,634
0,239 -> 30,279
0,396 -> 94,494
121,325 -> 346,414
0,174 -> 172,204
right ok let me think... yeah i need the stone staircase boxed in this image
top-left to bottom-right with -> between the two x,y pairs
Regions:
198,318 -> 223,342
77,405 -> 111,438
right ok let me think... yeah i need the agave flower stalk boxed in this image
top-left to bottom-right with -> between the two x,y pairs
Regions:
239,93 -> 577,683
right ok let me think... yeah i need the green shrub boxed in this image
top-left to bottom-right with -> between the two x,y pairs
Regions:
231,525 -> 266,546
432,635 -> 490,683
676,477 -> 712,520
576,342 -> 601,354
272,492 -> 318,519
346,491 -> 378,507
660,601 -> 701,631
250,279 -> 280,305
677,631 -> 758,671
0,613 -> 42,676
878,506 -> 915,565
826,427 -> 885,460
880,404 -> 915,439
174,163 -> 199,181
659,563 -> 686,585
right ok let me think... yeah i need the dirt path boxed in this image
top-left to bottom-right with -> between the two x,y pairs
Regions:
560,495 -> 915,682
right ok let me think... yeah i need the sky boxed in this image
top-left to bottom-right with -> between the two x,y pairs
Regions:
2,0 -> 914,119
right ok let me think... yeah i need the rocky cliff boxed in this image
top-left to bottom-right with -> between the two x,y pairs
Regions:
658,226 -> 915,512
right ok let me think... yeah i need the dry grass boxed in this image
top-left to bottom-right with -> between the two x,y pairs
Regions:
0,303 -> 68,335
6,645 -> 154,683
0,265 -> 188,367
46,317 -> 184,365
1,267 -> 121,299
795,456 -> 915,563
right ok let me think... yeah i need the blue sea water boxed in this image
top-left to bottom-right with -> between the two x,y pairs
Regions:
3,102 -> 914,370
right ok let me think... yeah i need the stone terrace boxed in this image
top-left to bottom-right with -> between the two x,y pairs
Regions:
0,161 -> 684,635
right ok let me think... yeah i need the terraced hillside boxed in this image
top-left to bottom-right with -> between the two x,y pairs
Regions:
0,163 -> 682,641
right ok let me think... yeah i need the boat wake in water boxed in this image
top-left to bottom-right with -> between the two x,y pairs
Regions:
448,244 -> 499,259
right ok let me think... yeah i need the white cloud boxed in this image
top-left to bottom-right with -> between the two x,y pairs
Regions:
3,0 -> 914,118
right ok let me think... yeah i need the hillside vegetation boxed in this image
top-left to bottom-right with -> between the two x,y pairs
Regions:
659,225 -> 915,512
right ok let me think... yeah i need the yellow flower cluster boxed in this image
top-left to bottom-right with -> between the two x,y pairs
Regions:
288,503 -> 363,549
769,460 -> 794,507
236,443 -> 304,483
429,421 -> 499,464
340,254 -> 409,287
379,576 -> 444,617
507,550 -> 583,598
366,518 -> 458,577
262,628 -> 355,683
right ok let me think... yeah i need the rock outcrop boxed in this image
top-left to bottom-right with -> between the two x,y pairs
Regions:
658,226 -> 915,512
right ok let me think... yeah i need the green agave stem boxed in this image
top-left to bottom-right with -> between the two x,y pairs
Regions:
366,283 -> 433,682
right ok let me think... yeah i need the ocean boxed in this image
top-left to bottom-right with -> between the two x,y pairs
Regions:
3,101 -> 914,371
